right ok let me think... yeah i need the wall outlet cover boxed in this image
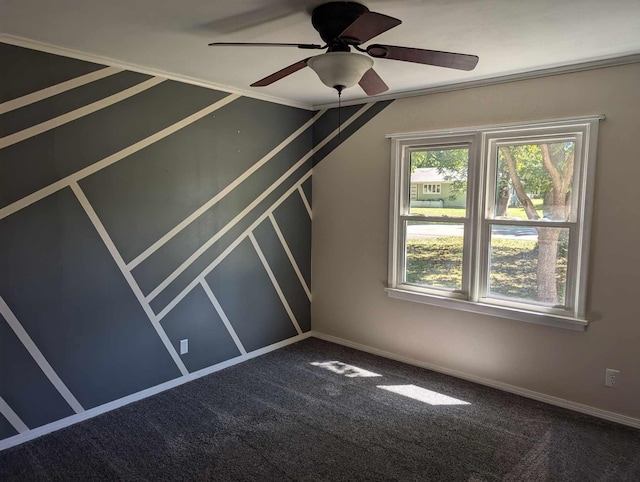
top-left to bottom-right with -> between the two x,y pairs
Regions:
180,339 -> 189,355
605,368 -> 620,387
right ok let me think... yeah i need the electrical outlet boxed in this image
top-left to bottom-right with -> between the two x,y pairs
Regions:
605,368 -> 620,387
180,339 -> 189,355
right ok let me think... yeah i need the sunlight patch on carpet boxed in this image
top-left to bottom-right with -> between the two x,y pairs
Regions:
310,361 -> 382,378
378,384 -> 470,406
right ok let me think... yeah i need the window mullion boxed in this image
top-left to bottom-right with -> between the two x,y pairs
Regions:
466,133 -> 486,303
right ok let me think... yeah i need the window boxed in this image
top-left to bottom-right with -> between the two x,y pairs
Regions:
422,183 -> 441,194
387,117 -> 601,330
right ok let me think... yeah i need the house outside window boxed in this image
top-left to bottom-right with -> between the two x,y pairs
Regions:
386,117 -> 602,330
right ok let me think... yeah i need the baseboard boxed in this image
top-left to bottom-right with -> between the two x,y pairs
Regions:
0,332 -> 313,452
310,331 -> 640,430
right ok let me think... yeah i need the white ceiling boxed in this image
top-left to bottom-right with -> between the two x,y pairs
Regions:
2,0 -> 640,109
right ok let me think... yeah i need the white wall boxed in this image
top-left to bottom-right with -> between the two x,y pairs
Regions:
311,63 -> 640,420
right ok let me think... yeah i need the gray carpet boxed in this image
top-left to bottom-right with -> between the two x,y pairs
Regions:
1,338 -> 639,481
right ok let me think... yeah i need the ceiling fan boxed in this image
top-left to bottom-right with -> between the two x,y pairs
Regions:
209,2 -> 479,96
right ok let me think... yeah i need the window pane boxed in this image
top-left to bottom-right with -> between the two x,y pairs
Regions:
409,148 -> 468,217
488,225 -> 569,306
492,141 -> 575,221
404,221 -> 464,291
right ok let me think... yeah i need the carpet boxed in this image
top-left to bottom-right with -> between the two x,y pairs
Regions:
1,338 -> 639,481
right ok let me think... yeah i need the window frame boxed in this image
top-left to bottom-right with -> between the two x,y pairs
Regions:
398,138 -> 477,300
386,116 -> 602,331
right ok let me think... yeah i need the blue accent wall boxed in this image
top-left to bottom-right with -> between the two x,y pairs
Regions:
0,41 -> 391,444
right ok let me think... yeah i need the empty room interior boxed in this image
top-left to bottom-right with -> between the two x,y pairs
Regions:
1,0 -> 640,480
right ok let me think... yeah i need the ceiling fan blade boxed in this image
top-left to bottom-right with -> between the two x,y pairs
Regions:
339,12 -> 401,44
251,58 -> 310,87
359,68 -> 389,96
209,42 -> 324,50
367,44 -> 479,71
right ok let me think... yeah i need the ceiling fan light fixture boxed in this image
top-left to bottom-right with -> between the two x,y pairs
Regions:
307,52 -> 373,91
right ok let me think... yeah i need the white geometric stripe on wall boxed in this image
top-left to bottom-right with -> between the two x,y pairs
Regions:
0,296 -> 85,413
298,185 -> 313,219
250,232 -> 303,335
0,397 -> 28,434
200,280 -> 248,356
269,213 -> 312,301
0,77 -> 165,149
0,66 -> 123,115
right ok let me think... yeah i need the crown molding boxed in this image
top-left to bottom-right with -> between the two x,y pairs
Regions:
3,34 -> 639,113
0,34 -> 315,111
312,52 -> 640,110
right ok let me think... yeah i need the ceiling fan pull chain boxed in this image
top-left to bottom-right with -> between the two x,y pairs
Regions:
338,89 -> 342,140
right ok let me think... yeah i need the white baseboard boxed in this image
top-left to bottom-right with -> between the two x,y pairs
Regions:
310,331 -> 640,430
0,332 -> 313,452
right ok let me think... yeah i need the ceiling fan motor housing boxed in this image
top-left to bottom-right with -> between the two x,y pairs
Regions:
311,2 -> 369,50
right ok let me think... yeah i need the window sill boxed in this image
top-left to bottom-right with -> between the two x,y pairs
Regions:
385,288 -> 588,332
